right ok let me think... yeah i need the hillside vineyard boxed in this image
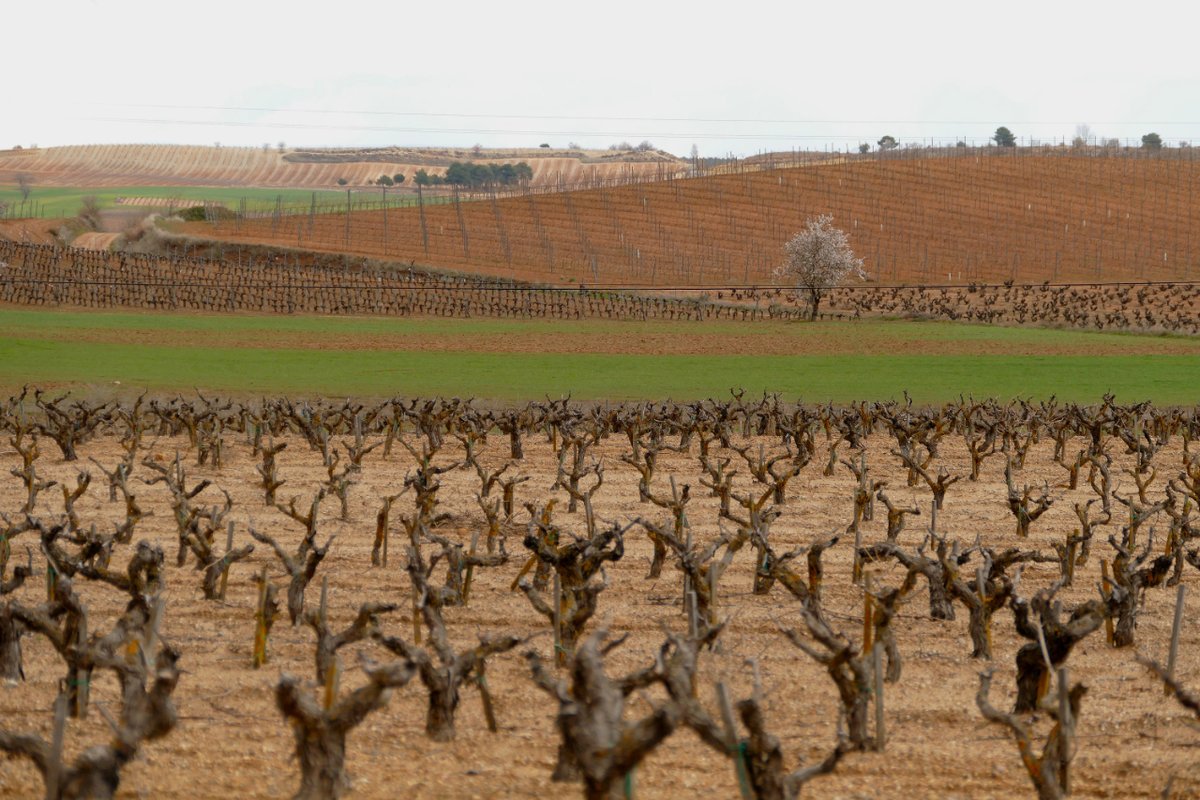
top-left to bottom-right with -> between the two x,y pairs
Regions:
192,149 -> 1200,287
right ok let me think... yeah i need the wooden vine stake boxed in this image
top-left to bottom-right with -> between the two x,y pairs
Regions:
851,513 -> 863,584
873,641 -> 886,752
318,577 -> 340,709
1066,528 -> 1079,585
408,525 -> 423,646
253,564 -> 269,668
1166,583 -> 1186,697
125,626 -> 143,671
852,451 -> 866,586
687,588 -> 699,640
714,682 -> 754,800
46,691 -> 68,800
552,571 -> 563,667
709,566 -> 719,624
217,520 -> 235,600
406,589 -> 421,648
477,659 -> 498,732
72,607 -> 90,719
976,563 -> 993,657
141,595 -> 165,673
1100,560 -> 1116,646
318,576 -> 328,625
372,491 -> 402,567
1058,666 -> 1072,796
462,529 -> 482,605
862,574 -> 874,651
323,655 -> 341,711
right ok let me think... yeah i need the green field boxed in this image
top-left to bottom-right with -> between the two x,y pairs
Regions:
0,185 -> 419,218
0,309 -> 1196,403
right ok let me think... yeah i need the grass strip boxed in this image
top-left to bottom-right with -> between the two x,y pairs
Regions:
0,337 -> 1195,404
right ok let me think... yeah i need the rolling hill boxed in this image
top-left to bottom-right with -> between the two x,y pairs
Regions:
0,143 -> 685,190
186,148 -> 1200,287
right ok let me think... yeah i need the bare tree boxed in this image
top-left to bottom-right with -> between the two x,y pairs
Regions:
776,215 -> 867,320
1072,124 -> 1092,148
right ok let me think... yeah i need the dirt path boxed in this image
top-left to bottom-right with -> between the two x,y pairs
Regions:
70,232 -> 120,250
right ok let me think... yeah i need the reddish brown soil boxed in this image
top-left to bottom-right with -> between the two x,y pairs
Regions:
0,432 -> 1196,798
4,319 -> 1199,357
0,218 -> 61,245
188,152 -> 1200,288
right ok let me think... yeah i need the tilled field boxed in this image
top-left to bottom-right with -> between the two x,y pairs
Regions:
1,421 -> 1197,799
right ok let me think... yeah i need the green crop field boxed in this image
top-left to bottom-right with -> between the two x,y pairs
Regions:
0,185 -> 419,218
0,308 -> 1196,403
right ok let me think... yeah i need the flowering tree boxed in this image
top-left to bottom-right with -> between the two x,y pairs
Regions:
776,214 -> 867,320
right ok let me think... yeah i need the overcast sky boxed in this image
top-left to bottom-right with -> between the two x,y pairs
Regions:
7,0 -> 1200,156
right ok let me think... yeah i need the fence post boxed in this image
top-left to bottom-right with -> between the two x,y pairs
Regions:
417,186 -> 429,256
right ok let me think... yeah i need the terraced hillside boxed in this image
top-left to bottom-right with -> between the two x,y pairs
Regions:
191,149 -> 1200,286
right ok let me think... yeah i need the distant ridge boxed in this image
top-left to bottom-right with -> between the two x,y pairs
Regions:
0,144 -> 686,190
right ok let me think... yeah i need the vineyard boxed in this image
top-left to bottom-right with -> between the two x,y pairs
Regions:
1,393 -> 1199,798
822,281 -> 1200,334
3,240 -> 1198,335
189,148 -> 1200,288
0,242 -> 801,322
0,145 -> 685,191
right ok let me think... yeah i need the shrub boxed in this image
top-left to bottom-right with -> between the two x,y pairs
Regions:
993,127 -> 1016,147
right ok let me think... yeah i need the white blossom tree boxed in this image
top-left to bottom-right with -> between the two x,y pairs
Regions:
776,214 -> 867,320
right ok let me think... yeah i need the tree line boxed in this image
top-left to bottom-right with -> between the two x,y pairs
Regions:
411,161 -> 535,188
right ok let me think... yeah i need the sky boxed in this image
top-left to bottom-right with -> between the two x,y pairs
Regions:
7,0 -> 1200,157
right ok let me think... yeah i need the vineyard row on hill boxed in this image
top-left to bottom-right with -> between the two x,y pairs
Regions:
0,241 -> 805,322
2,239 -> 1197,334
192,151 -> 1200,288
